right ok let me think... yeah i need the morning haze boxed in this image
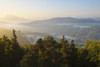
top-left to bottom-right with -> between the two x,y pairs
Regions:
0,0 -> 100,67
0,0 -> 100,20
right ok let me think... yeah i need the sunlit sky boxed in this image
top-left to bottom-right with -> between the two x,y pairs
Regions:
0,0 -> 100,19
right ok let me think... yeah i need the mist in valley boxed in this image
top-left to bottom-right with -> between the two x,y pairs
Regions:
0,16 -> 100,46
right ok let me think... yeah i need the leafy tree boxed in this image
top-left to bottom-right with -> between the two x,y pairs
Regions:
85,40 -> 100,67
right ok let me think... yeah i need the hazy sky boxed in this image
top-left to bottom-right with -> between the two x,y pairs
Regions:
0,0 -> 100,19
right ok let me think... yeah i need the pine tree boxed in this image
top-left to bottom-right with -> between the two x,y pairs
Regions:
12,29 -> 18,45
60,35 -> 69,67
8,29 -> 24,67
68,40 -> 78,67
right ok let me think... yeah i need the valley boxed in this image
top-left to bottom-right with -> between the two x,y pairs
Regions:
0,17 -> 100,47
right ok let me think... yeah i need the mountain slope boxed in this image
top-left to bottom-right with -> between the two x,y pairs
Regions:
1,15 -> 29,24
21,17 -> 100,25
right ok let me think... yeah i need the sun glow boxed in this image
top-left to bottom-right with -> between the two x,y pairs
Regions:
0,0 -> 100,24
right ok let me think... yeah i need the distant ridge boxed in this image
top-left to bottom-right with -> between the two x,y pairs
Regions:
1,15 -> 29,24
21,17 -> 100,25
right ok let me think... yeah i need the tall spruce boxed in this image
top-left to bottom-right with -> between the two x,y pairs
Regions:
68,40 -> 78,67
60,35 -> 69,67
12,29 -> 18,45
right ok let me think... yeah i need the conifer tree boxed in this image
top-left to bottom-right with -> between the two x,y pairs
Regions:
68,40 -> 78,67
60,35 -> 69,67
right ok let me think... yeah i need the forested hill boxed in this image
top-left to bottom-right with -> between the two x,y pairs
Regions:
21,17 -> 100,26
0,28 -> 30,45
0,30 -> 100,67
67,26 -> 100,42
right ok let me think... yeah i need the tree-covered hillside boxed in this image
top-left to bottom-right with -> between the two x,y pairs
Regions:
0,28 -> 30,45
70,26 -> 100,43
0,30 -> 100,67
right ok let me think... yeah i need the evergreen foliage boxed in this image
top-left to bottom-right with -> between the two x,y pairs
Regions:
0,30 -> 100,67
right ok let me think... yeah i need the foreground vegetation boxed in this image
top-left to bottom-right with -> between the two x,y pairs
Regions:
0,30 -> 100,67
